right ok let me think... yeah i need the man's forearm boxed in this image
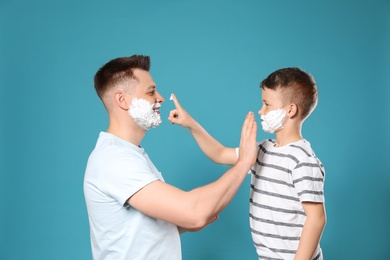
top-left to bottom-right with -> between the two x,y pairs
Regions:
187,160 -> 251,227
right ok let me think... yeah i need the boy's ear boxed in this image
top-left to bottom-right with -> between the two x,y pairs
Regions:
114,91 -> 130,110
287,103 -> 298,118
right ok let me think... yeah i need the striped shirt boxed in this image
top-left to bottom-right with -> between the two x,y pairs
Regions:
250,139 -> 325,260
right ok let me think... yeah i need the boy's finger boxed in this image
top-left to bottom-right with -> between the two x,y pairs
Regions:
170,93 -> 182,109
240,112 -> 251,143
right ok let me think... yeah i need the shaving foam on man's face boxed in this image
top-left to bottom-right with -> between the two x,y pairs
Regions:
129,98 -> 162,130
260,108 -> 287,133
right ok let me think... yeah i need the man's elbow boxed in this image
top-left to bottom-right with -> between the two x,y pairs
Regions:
179,211 -> 213,231
183,216 -> 209,231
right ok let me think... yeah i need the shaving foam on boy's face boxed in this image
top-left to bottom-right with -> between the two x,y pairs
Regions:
260,108 -> 287,133
128,98 -> 162,131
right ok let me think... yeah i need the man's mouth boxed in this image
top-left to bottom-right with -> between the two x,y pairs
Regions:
152,103 -> 161,114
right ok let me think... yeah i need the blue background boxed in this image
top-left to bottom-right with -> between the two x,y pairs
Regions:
1,0 -> 389,259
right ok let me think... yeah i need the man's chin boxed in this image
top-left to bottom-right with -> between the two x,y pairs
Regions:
150,121 -> 162,129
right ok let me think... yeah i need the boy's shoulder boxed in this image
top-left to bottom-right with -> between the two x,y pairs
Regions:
288,140 -> 324,173
286,139 -> 317,159
259,139 -> 318,161
258,139 -> 275,147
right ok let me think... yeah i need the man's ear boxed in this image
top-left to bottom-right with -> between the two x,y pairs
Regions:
114,91 -> 130,110
287,103 -> 298,118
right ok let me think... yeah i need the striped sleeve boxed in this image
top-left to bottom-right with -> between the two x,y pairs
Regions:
292,154 -> 325,203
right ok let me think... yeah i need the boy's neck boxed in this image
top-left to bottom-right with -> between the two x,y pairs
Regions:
274,127 -> 303,147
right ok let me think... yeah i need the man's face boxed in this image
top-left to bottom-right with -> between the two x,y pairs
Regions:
131,69 -> 165,114
258,87 -> 284,116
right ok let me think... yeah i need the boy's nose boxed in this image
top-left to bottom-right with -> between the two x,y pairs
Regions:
258,107 -> 264,115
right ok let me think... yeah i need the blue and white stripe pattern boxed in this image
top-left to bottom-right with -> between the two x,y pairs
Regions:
250,139 -> 325,260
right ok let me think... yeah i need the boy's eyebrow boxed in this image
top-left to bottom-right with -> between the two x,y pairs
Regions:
147,85 -> 156,91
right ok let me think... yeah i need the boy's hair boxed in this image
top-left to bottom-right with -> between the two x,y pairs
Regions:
260,67 -> 318,119
94,55 -> 151,100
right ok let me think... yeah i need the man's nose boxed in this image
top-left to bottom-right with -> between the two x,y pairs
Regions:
156,91 -> 165,103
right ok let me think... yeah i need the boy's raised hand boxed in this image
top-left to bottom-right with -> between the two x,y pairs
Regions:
168,93 -> 196,129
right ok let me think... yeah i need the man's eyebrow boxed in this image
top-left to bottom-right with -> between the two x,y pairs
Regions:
147,85 -> 156,90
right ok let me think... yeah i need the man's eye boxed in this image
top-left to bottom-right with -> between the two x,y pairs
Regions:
148,91 -> 155,95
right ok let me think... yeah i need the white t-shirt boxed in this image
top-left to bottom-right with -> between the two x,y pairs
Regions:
84,132 -> 181,260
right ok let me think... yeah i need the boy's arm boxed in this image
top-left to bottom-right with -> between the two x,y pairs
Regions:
294,202 -> 326,260
168,93 -> 237,165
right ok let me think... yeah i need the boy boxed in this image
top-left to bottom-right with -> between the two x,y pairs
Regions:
168,67 -> 326,260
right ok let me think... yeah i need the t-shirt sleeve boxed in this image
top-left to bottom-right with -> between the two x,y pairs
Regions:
292,157 -> 325,203
102,151 -> 160,206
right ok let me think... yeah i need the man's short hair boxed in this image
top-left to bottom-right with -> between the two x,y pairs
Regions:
260,67 -> 318,119
94,55 -> 151,100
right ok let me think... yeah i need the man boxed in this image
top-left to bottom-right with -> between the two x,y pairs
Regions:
84,55 -> 257,260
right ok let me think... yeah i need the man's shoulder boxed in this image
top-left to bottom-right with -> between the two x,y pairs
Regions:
87,135 -> 146,172
95,133 -> 142,156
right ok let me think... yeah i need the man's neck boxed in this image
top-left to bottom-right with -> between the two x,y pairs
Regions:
107,119 -> 145,146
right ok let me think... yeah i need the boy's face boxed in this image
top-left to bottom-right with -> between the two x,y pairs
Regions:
258,87 -> 288,133
258,87 -> 284,116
